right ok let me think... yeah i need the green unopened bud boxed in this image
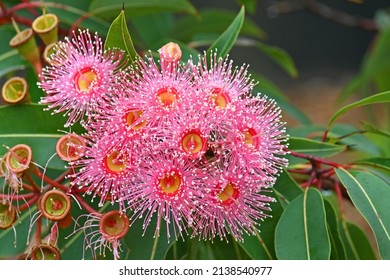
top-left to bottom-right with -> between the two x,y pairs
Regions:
2,77 -> 30,104
56,134 -> 86,162
99,211 -> 130,241
29,243 -> 61,260
0,201 -> 17,229
6,144 -> 33,176
9,28 -> 40,65
40,190 -> 71,221
32,13 -> 59,45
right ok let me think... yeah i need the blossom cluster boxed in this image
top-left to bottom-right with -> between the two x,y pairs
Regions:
38,30 -> 288,242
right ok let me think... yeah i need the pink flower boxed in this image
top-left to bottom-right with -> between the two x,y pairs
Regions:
38,30 -> 125,126
69,135 -> 138,211
213,97 -> 289,183
83,70 -> 150,146
122,148 -> 205,241
192,52 -> 255,112
123,53 -> 196,130
192,164 -> 275,241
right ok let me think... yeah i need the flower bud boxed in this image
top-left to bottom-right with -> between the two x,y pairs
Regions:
0,201 -> 17,229
99,211 -> 129,241
29,243 -> 61,260
43,42 -> 58,65
2,77 -> 30,104
9,28 -> 40,65
158,42 -> 182,72
6,144 -> 33,176
32,13 -> 59,45
56,134 -> 86,162
40,190 -> 71,221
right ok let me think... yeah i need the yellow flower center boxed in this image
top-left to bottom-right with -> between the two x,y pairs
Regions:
217,182 -> 239,205
181,131 -> 205,155
242,128 -> 259,149
74,67 -> 97,92
157,87 -> 178,108
211,88 -> 230,109
158,171 -> 181,195
104,151 -> 127,173
124,110 -> 147,130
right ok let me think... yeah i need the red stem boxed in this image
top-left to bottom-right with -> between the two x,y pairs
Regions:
0,192 -> 35,201
32,167 -> 68,192
18,195 -> 40,211
289,150 -> 342,168
35,216 -> 42,244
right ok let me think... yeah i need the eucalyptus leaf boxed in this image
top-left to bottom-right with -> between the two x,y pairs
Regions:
275,188 -> 330,260
256,42 -> 298,78
339,220 -> 377,260
327,90 -> 390,130
239,190 -> 283,260
273,169 -> 303,204
335,168 -> 390,259
354,157 -> 390,172
171,9 -> 266,43
207,6 -> 245,58
287,137 -> 346,166
105,10 -> 139,63
323,200 -> 346,260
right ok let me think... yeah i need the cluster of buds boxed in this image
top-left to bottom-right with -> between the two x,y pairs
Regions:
1,19 -> 289,258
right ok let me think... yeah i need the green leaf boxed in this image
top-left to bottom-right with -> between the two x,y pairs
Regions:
239,190 -> 283,260
360,121 -> 390,138
287,137 -> 346,166
327,90 -> 390,130
0,104 -> 84,170
339,220 -> 377,260
354,157 -> 390,172
323,200 -> 347,259
207,6 -> 245,58
335,168 -> 390,259
256,42 -> 298,78
89,0 -> 197,19
104,10 -> 138,63
275,188 -> 330,260
273,169 -> 303,204
0,50 -> 26,78
123,216 -> 174,260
